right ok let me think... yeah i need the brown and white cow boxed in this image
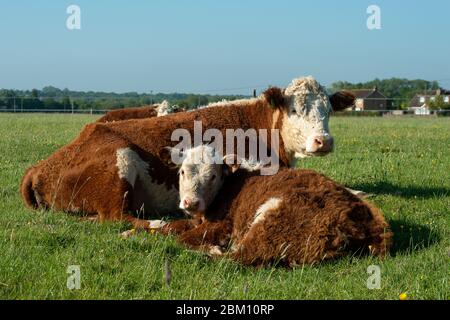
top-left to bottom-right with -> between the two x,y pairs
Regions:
20,76 -> 354,230
153,145 -> 392,266
96,100 -> 183,123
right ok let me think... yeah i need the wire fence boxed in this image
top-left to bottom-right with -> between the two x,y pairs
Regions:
1,108 -> 450,117
0,96 -> 449,116
0,94 -> 246,113
0,108 -> 109,114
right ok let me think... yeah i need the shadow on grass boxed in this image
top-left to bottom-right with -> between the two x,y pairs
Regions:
351,181 -> 450,199
388,219 -> 441,256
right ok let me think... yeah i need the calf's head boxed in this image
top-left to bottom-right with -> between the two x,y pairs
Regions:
264,76 -> 354,160
175,145 -> 255,216
176,145 -> 232,215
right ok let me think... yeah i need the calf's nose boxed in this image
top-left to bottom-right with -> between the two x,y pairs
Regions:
183,198 -> 200,211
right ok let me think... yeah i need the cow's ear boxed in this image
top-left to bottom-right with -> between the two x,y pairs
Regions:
263,87 -> 285,109
329,91 -> 355,111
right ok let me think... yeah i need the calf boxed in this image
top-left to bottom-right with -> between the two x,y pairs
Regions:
155,145 -> 392,266
21,76 -> 354,230
96,100 -> 183,123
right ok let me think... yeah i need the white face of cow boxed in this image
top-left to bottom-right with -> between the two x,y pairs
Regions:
280,76 -> 334,160
178,145 -> 227,215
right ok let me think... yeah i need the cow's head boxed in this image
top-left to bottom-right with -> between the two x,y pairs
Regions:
156,100 -> 184,117
263,76 -> 354,162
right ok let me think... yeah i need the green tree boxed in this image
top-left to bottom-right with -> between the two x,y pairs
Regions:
31,89 -> 39,99
428,96 -> 448,110
62,96 -> 71,111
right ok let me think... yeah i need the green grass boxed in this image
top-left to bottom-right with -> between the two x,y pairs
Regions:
0,113 -> 449,299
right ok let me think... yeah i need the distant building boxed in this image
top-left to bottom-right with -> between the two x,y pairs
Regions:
346,87 -> 391,111
409,89 -> 450,115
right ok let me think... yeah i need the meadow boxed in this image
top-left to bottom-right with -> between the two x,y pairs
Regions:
0,113 -> 448,299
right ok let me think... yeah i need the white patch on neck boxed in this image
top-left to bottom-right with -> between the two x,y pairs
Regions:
116,148 -> 140,186
116,147 -> 179,213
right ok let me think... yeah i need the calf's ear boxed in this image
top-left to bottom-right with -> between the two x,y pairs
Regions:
329,91 -> 355,111
222,154 -> 240,175
160,146 -> 185,168
263,87 -> 285,109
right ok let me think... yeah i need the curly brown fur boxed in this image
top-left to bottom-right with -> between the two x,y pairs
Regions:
161,169 -> 392,267
96,105 -> 159,123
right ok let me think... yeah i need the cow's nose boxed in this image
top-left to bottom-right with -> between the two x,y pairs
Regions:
183,198 -> 199,211
313,136 -> 334,153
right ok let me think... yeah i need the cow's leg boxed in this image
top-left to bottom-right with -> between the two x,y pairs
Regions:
121,218 -> 197,238
94,180 -> 158,231
120,219 -> 169,238
174,220 -> 231,253
135,218 -> 231,256
159,217 -> 202,235
54,158 -> 153,230
178,220 -> 231,257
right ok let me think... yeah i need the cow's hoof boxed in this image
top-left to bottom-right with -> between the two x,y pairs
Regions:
82,215 -> 99,222
120,229 -> 136,239
346,188 -> 372,199
354,190 -> 372,198
208,245 -> 223,256
148,220 -> 167,229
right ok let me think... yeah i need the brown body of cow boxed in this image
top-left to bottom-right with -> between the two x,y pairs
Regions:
96,101 -> 184,123
96,105 -> 159,123
20,77 -> 355,230
159,168 -> 393,267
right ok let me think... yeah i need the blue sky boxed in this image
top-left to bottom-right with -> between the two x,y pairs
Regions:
0,0 -> 449,94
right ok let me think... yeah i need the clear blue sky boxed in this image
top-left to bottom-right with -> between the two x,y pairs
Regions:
0,0 -> 449,94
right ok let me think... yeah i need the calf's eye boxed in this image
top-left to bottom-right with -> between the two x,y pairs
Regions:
211,174 -> 216,181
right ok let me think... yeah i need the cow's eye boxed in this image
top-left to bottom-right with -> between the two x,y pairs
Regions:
295,105 -> 306,115
181,170 -> 185,176
211,174 -> 216,181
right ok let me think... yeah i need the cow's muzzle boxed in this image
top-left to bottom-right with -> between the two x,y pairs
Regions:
306,135 -> 334,155
179,197 -> 204,215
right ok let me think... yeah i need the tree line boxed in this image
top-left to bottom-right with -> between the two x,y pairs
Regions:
0,86 -> 247,111
1,78 -> 449,111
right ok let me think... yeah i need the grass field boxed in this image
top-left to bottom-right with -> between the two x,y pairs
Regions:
0,114 -> 449,300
